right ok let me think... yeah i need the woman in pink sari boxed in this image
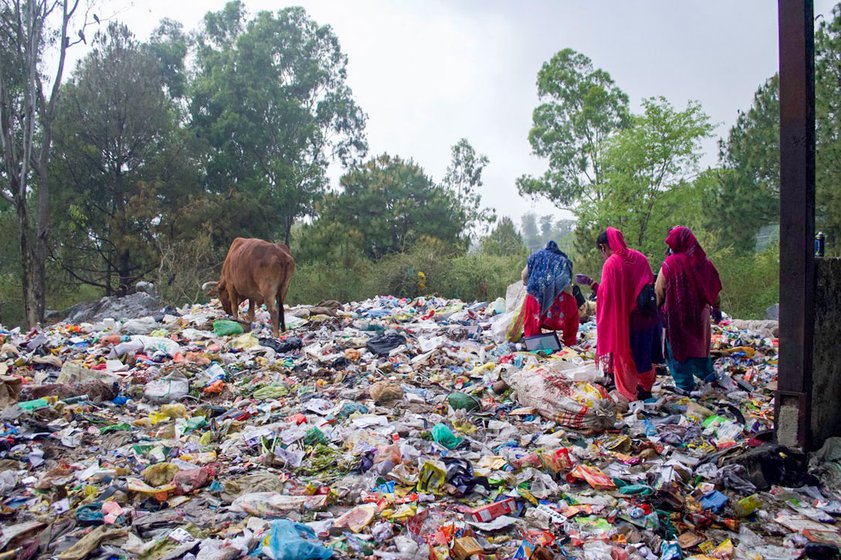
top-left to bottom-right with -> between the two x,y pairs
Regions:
586,227 -> 660,402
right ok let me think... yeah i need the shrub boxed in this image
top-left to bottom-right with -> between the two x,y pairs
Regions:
713,245 -> 780,319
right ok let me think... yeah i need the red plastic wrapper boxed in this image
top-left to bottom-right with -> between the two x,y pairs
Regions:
469,497 -> 517,523
539,448 -> 574,473
566,465 -> 616,490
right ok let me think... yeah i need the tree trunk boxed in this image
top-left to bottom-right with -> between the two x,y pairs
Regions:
105,256 -> 113,297
119,249 -> 132,293
283,215 -> 292,246
33,159 -> 50,322
16,200 -> 38,328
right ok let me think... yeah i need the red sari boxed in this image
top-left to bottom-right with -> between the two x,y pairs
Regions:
523,291 -> 579,346
595,227 -> 656,401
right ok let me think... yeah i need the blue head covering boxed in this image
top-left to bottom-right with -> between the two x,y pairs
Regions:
526,240 -> 573,317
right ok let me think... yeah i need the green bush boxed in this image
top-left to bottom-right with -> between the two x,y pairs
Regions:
713,245 -> 780,319
437,254 -> 523,301
286,240 -> 526,305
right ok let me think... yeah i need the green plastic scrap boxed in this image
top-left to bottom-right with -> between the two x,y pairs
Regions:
618,484 -> 654,496
180,416 -> 208,433
336,402 -> 369,419
431,423 -> 463,449
447,392 -> 481,412
252,384 -> 290,400
303,427 -> 329,447
213,320 -> 244,337
702,415 -> 728,428
18,398 -> 50,412
100,423 -> 132,434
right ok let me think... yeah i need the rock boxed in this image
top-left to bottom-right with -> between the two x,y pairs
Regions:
765,303 -> 779,320
135,281 -> 157,296
66,291 -> 162,323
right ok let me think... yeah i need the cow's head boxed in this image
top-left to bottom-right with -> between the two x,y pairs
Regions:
203,280 -> 233,315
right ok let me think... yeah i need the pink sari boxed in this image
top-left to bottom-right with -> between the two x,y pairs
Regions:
596,227 -> 656,401
662,226 -> 722,362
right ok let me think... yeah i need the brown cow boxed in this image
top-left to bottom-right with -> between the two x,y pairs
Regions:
203,238 -> 295,337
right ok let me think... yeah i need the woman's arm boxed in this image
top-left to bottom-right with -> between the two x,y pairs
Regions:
655,266 -> 666,307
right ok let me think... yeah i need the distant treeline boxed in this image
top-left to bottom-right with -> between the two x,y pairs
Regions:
3,1 -> 839,324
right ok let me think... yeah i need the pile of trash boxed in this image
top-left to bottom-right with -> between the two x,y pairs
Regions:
0,294 -> 838,560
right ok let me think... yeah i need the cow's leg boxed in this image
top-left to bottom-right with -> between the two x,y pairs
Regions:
266,298 -> 279,338
229,288 -> 240,321
277,292 -> 286,333
247,299 -> 256,323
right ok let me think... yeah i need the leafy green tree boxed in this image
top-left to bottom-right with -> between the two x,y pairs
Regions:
815,3 -> 841,249
517,48 -> 631,208
716,3 -> 841,253
481,216 -> 525,256
149,18 -> 190,101
443,138 -> 495,240
303,154 -> 465,261
714,76 -> 780,252
190,1 -> 367,244
51,22 -> 196,293
586,97 -> 712,255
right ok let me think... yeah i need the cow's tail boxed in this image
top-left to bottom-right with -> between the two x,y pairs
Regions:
277,290 -> 286,332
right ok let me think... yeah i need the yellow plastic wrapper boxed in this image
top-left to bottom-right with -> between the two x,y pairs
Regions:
179,451 -> 217,464
416,461 -> 446,494
141,462 -> 179,486
230,333 -> 259,350
390,505 -> 417,520
148,411 -> 169,425
161,403 -> 188,419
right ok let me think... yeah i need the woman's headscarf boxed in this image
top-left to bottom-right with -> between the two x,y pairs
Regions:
596,227 -> 655,373
526,240 -> 573,317
662,226 -> 722,361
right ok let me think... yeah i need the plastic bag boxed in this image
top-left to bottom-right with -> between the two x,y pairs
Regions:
213,320 -> 245,336
230,492 -> 327,516
366,333 -> 406,356
122,316 -> 158,335
262,519 -> 332,560
431,423 -> 463,449
143,371 -> 189,403
134,336 -> 182,356
508,367 -> 616,432
490,281 -> 526,343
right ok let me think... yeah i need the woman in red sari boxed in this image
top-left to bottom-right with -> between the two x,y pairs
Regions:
587,227 -> 659,402
520,241 -> 579,346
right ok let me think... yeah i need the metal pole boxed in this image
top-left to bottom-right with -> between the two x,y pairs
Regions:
775,0 -> 816,450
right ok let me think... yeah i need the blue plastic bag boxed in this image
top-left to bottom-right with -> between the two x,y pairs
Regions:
699,490 -> 729,513
263,519 -> 332,560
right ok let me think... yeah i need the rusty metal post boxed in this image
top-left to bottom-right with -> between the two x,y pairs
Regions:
775,0 -> 816,450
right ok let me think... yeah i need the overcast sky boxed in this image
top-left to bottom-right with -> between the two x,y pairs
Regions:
91,0 -> 838,225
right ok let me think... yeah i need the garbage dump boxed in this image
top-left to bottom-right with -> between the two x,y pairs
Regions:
0,294 -> 838,560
